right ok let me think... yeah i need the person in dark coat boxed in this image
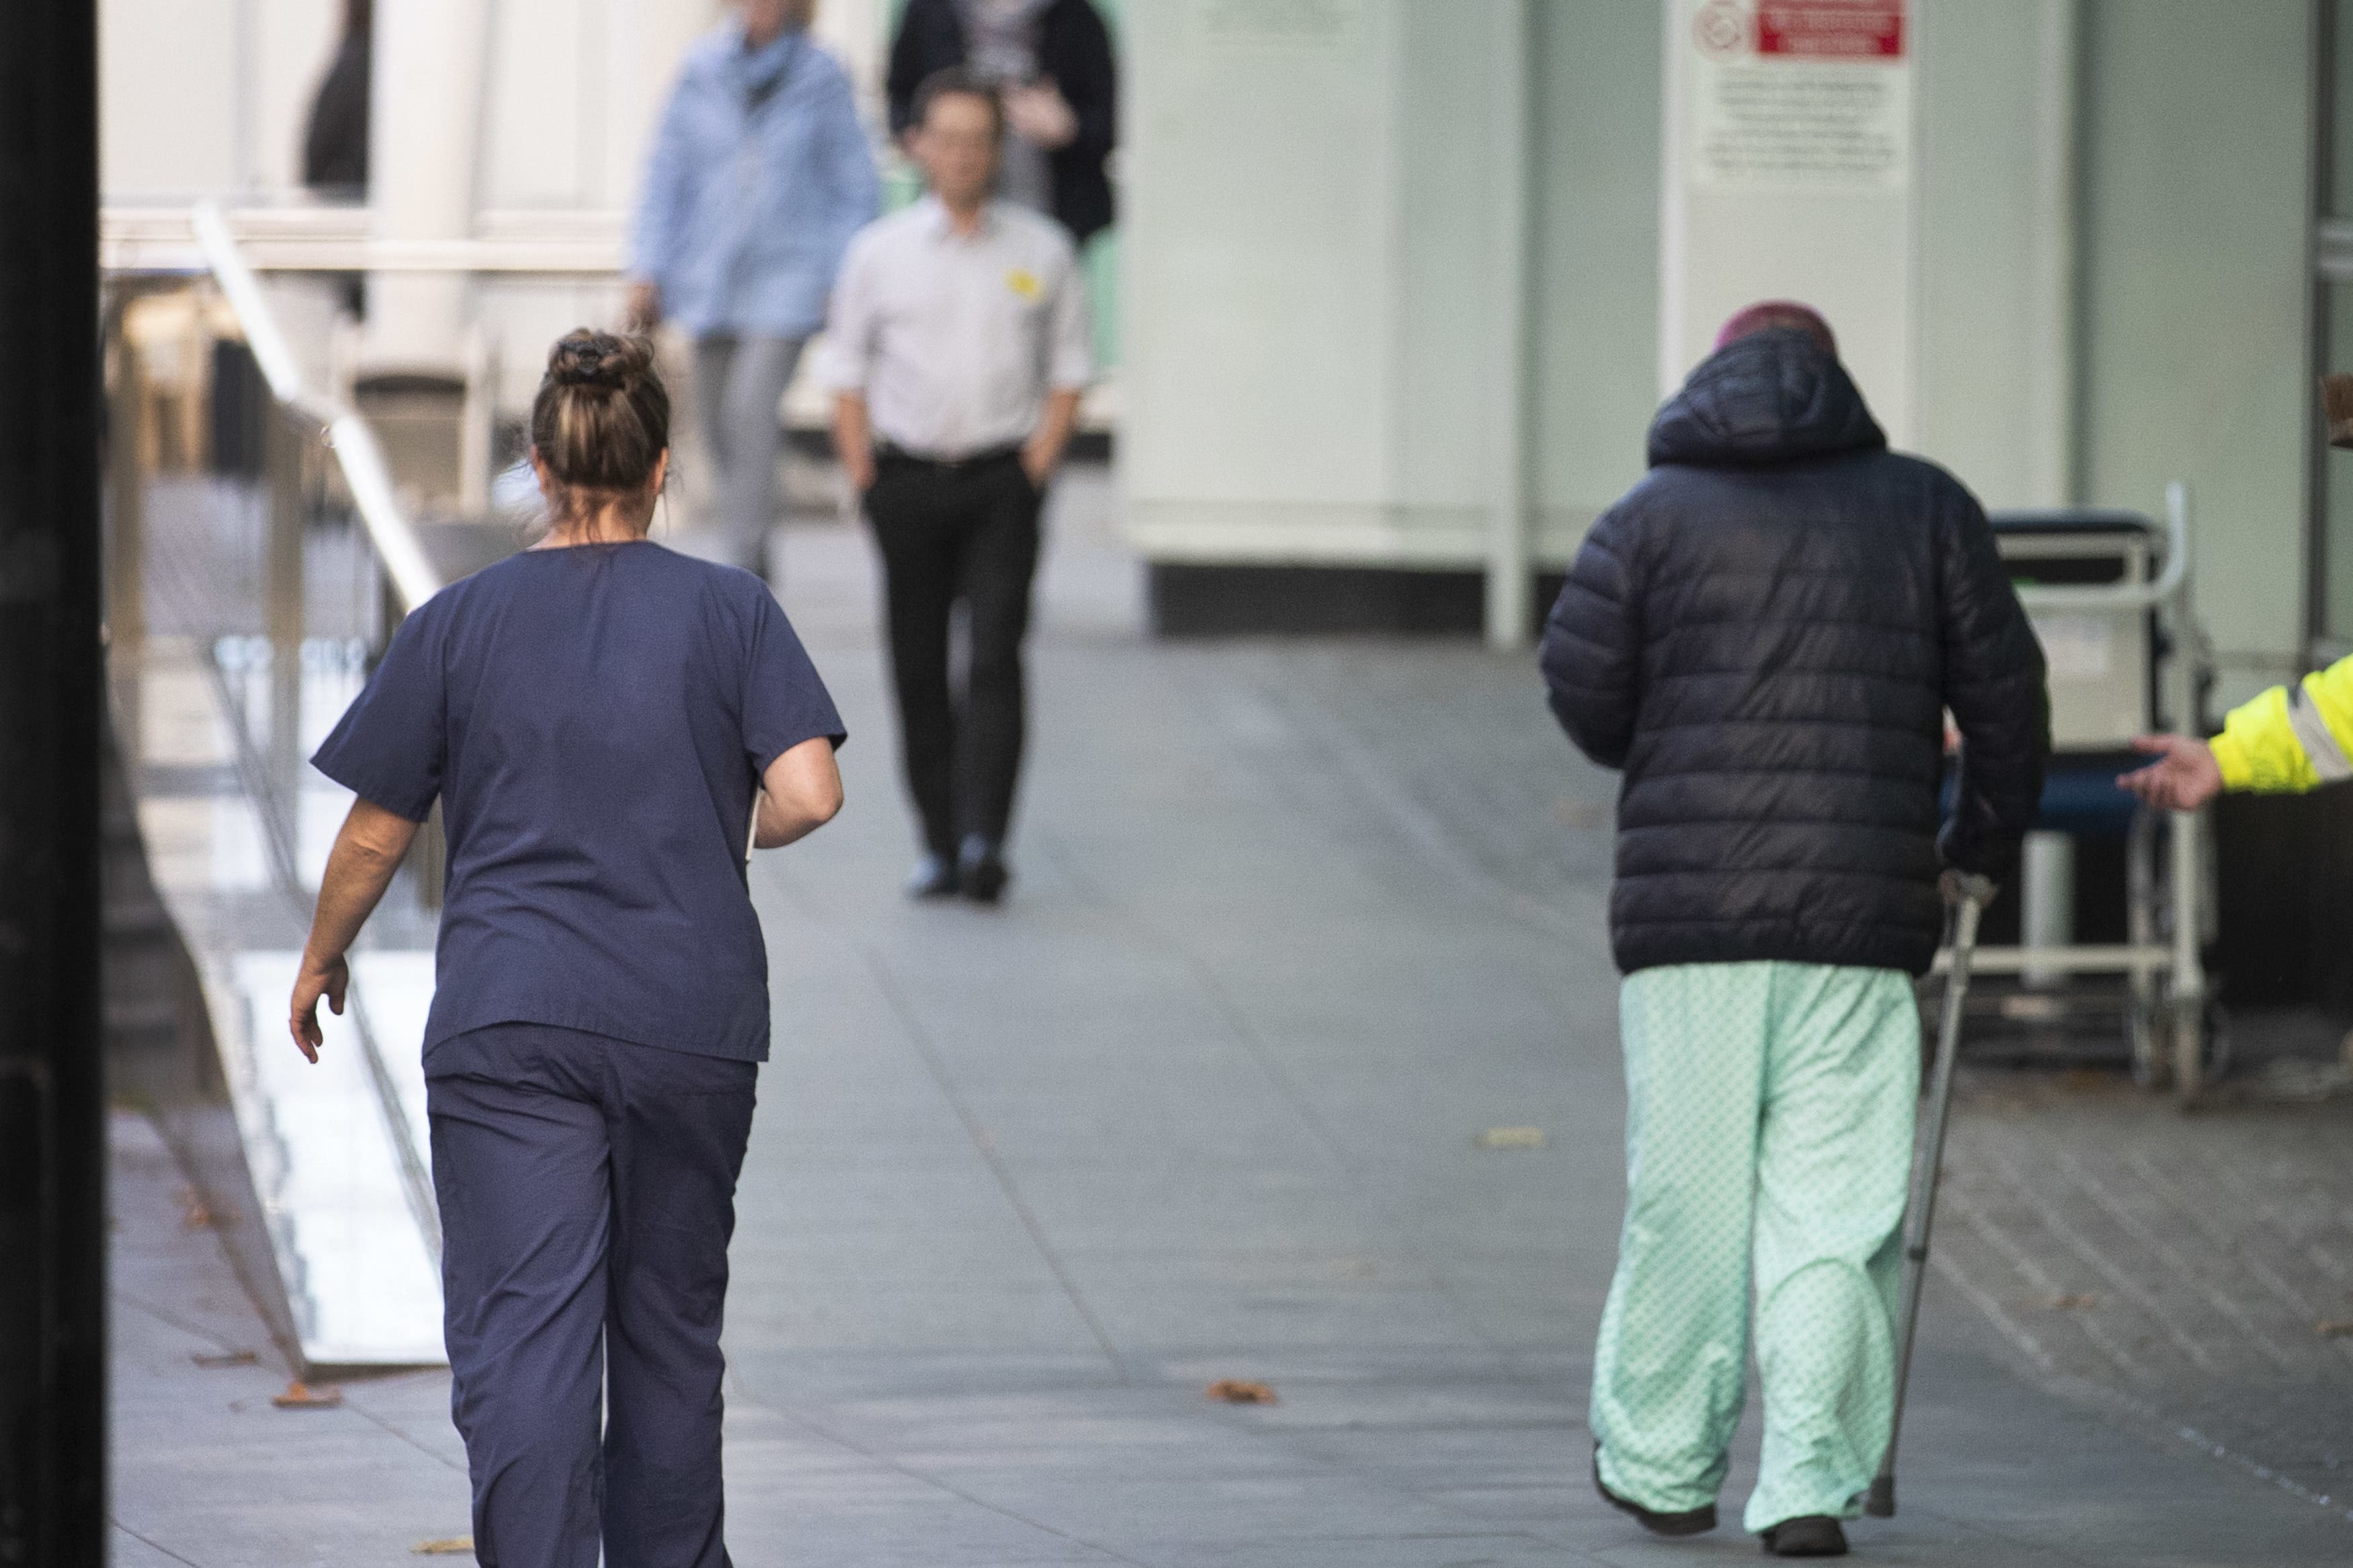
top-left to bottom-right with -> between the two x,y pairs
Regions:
886,0 -> 1116,244
301,0 -> 372,200
1540,302 -> 2047,1558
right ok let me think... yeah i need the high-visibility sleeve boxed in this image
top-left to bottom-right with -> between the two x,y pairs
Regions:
2209,652 -> 2353,793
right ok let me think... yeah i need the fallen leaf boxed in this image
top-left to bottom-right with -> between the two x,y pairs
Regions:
1207,1379 -> 1277,1405
192,1349 -> 257,1369
413,1538 -> 474,1557
2317,1320 -> 2353,1339
1474,1126 -> 1547,1151
272,1380 -> 342,1409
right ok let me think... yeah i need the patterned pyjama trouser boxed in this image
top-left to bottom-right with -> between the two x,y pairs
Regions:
1589,960 -> 1920,1534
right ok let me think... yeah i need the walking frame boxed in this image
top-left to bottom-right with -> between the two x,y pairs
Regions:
1867,872 -> 1994,1519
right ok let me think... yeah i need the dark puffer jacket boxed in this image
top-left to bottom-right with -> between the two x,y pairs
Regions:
1540,329 -> 2048,977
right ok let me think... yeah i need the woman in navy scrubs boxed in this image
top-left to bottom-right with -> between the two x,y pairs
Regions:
290,329 -> 844,1568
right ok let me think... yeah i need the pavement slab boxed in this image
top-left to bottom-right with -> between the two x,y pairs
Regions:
110,466 -> 2353,1565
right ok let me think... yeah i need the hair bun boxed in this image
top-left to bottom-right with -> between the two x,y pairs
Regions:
547,329 -> 641,389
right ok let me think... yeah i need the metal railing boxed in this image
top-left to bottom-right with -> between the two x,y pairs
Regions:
102,211 -> 491,1364
190,202 -> 443,614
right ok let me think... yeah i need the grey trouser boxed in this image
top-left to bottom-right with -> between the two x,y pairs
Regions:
691,333 -> 805,574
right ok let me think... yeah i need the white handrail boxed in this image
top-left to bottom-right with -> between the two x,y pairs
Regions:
2011,481 -> 2189,613
190,201 -> 444,614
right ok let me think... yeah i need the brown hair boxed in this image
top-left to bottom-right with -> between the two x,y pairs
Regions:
530,329 -> 670,527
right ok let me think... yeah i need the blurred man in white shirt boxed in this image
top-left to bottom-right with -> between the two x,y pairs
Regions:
821,68 -> 1091,905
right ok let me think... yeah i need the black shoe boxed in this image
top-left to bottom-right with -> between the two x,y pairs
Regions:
906,853 -> 959,900
1760,1516 -> 1847,1557
957,836 -> 1008,905
1593,1450 -> 1716,1538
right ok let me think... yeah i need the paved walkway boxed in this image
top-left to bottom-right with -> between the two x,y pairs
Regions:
112,467 -> 2353,1565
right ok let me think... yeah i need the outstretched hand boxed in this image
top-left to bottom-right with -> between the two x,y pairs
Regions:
2117,733 -> 2224,813
288,954 -> 349,1065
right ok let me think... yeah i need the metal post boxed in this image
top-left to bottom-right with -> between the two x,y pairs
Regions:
0,2 -> 108,1563
1484,0 -> 1535,650
107,325 -> 149,747
2161,481 -> 2206,1102
2169,804 -> 2205,1101
267,404 -> 307,789
2019,830 -> 2075,987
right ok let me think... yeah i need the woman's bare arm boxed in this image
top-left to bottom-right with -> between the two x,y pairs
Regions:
289,798 -> 421,1063
754,735 -> 844,849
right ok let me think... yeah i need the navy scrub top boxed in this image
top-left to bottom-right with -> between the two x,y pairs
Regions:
312,541 -> 845,1063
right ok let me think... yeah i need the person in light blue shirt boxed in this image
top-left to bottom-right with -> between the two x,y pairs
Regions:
628,0 -> 879,576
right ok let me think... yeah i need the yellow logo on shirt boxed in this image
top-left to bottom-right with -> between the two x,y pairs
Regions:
1005,268 -> 1042,300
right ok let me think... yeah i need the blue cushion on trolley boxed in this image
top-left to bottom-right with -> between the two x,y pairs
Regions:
2033,765 -> 2141,837
1942,758 -> 2139,839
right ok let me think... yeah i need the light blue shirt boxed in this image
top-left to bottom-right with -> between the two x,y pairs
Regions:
629,22 -> 880,339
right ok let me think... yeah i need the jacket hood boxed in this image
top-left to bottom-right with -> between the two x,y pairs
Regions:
1646,328 -> 1886,468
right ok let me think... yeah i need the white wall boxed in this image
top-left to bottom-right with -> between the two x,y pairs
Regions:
1913,0 -> 2074,509
2075,0 -> 2317,706
1123,1 -> 1413,559
103,0 -> 889,210
100,0 -> 245,199
104,0 -> 896,391
1123,1 -> 1545,567
1530,0 -> 1661,544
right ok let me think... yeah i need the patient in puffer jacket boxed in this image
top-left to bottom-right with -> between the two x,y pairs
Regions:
1540,303 -> 2047,1558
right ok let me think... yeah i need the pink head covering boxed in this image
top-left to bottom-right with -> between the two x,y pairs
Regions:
1713,300 -> 1837,357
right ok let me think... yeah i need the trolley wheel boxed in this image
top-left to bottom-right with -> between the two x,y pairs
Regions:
2200,1000 -> 2233,1082
2128,995 -> 2168,1090
2140,998 -> 2232,1097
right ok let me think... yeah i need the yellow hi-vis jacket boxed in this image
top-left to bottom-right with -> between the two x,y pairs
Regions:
2210,653 -> 2353,792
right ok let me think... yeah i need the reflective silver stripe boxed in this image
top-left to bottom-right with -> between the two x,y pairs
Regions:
2287,684 -> 2353,782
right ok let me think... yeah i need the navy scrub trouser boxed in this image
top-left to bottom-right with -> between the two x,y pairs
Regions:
426,1023 -> 758,1568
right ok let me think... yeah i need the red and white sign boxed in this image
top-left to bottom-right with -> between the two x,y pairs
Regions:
1685,0 -> 1911,191
1756,0 -> 1905,60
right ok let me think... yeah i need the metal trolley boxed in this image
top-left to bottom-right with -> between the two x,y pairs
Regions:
1950,487 -> 2219,1101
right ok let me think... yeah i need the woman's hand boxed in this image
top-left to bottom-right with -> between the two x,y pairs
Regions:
2117,733 -> 2225,812
625,280 -> 662,335
290,798 -> 421,1062
289,952 -> 350,1064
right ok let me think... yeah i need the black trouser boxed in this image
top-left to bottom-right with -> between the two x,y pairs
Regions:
863,449 -> 1043,857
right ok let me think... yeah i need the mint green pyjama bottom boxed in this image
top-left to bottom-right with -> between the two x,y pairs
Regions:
1590,960 -> 1920,1534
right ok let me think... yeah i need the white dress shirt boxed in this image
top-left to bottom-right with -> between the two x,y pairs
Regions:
817,196 -> 1093,460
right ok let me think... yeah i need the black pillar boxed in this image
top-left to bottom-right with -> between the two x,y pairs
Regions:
0,1 -> 107,1564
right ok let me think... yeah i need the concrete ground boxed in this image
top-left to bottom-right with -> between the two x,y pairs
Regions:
112,464 -> 2353,1565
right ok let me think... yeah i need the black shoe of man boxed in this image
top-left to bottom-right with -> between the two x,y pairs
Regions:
906,853 -> 959,900
1760,1516 -> 1847,1557
1592,1450 -> 1716,1538
957,836 -> 1009,905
